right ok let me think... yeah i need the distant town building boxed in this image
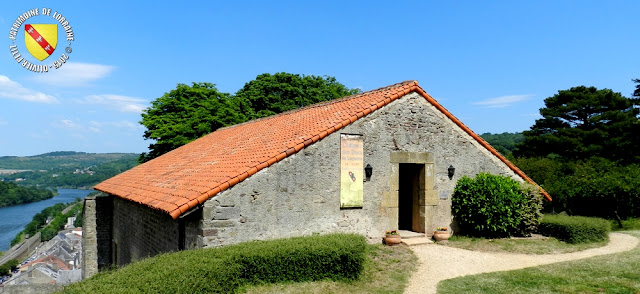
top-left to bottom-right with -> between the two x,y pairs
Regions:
3,230 -> 83,287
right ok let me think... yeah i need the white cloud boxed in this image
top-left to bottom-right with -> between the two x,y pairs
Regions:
53,119 -> 81,129
473,94 -> 533,108
31,62 -> 115,87
53,119 -> 141,135
89,120 -> 141,130
0,75 -> 59,103
81,94 -> 147,113
110,120 -> 140,130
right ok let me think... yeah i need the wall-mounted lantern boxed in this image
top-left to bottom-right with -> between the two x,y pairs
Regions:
364,164 -> 373,182
448,165 -> 455,180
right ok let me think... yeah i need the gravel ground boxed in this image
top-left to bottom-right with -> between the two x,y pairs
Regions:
404,232 -> 639,294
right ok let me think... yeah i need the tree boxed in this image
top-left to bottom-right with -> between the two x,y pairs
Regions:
139,83 -> 251,163
634,79 -> 640,98
139,74 -> 359,162
514,86 -> 640,163
236,72 -> 360,119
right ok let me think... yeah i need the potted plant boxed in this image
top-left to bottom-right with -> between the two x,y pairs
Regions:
384,230 -> 402,246
433,227 -> 450,242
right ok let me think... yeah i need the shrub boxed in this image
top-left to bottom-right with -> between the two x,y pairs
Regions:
538,214 -> 610,244
452,173 -> 542,237
62,233 -> 366,294
518,182 -> 544,235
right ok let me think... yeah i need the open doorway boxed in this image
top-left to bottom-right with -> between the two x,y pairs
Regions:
398,163 -> 425,233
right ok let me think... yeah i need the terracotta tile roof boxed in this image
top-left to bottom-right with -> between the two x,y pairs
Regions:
21,255 -> 71,271
95,81 -> 551,219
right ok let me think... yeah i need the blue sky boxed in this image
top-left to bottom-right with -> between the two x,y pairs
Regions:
1,1 -> 638,156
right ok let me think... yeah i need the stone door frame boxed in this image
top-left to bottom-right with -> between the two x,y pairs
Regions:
382,151 -> 437,236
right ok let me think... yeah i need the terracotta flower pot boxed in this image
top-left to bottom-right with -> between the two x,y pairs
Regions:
384,234 -> 402,246
433,231 -> 450,242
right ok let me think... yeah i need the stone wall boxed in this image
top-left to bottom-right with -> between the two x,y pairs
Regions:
94,195 -> 113,271
82,193 -> 115,278
0,284 -> 63,294
110,196 -> 201,266
111,196 -> 178,265
201,93 -> 522,246
81,196 -> 98,279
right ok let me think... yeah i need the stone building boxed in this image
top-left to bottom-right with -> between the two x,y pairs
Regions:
83,81 -> 550,274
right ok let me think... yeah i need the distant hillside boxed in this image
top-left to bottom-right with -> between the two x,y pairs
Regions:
0,151 -> 138,189
0,151 -> 136,170
479,132 -> 524,157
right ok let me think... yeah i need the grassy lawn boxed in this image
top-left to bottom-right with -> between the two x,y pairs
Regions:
241,244 -> 417,294
437,231 -> 640,294
443,234 -> 608,254
611,218 -> 640,231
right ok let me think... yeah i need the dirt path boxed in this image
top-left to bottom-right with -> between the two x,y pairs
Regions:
404,232 -> 639,294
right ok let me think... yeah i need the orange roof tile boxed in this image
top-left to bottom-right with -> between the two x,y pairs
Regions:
95,81 -> 551,219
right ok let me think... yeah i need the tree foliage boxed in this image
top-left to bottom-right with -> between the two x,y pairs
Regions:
138,83 -> 250,163
0,181 -> 55,207
236,73 -> 360,119
10,201 -> 83,246
514,86 -> 640,163
515,157 -> 640,222
634,78 -> 640,98
139,73 -> 359,162
0,259 -> 19,275
479,132 -> 524,157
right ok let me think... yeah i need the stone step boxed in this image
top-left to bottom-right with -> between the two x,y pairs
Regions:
397,230 -> 426,239
402,237 -> 433,246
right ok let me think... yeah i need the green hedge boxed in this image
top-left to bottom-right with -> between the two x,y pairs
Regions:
538,214 -> 610,244
62,233 -> 366,294
235,233 -> 365,283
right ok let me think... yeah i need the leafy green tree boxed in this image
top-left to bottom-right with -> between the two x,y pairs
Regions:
514,86 -> 640,163
0,259 -> 19,275
634,79 -> 640,98
139,74 -> 359,162
236,73 -> 360,119
139,83 -> 251,162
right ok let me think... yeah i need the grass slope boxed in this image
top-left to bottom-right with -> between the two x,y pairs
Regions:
443,234 -> 608,254
438,231 -> 640,293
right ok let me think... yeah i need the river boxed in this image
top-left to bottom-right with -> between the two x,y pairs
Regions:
0,189 -> 93,251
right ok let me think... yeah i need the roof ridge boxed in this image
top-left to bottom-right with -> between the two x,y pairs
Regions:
215,80 -> 418,131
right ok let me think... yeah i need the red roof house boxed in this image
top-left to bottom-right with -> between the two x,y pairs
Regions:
86,81 -> 549,271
